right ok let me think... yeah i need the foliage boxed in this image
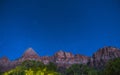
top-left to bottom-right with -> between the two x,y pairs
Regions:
66,64 -> 98,75
57,66 -> 66,75
21,60 -> 45,71
46,62 -> 57,72
2,60 -> 60,75
104,58 -> 120,75
2,58 -> 120,75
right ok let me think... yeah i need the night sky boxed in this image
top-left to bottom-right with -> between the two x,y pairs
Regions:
0,0 -> 120,60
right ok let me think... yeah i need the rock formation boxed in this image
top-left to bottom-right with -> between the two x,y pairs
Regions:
0,46 -> 120,72
90,46 -> 120,68
22,48 -> 40,59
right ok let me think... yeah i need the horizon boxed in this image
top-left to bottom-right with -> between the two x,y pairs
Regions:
1,46 -> 120,60
0,0 -> 120,60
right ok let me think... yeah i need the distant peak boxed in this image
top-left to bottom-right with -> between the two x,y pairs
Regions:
26,47 -> 34,52
103,46 -> 116,48
101,46 -> 120,51
22,48 -> 39,58
58,50 -> 64,52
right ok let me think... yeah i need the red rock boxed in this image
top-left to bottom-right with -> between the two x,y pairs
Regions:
1,46 -> 120,72
74,54 -> 89,64
54,50 -> 89,67
22,48 -> 39,58
90,46 -> 120,68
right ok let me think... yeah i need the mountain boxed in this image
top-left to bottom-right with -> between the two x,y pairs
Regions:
22,48 -> 39,58
0,46 -> 120,72
20,48 -> 40,60
54,50 -> 89,68
90,46 -> 120,68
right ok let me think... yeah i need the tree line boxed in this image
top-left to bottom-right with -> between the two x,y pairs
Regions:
0,58 -> 120,75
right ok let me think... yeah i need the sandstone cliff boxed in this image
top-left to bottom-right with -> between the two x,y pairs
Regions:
0,46 -> 120,72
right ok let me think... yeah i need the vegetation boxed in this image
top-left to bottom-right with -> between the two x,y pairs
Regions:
1,58 -> 120,75
103,58 -> 120,75
66,64 -> 98,75
2,60 -> 60,75
66,58 -> 120,75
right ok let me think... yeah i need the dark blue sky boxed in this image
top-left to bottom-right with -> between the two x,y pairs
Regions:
0,0 -> 120,60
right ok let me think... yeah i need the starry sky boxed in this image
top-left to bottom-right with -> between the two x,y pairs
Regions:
0,0 -> 120,60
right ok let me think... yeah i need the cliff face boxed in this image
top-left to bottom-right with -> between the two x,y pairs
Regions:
54,50 -> 89,67
54,50 -> 74,64
21,48 -> 40,59
0,46 -> 120,72
74,54 -> 89,64
90,46 -> 120,68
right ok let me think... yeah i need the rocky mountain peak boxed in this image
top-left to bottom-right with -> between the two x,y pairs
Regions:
54,50 -> 66,59
90,46 -> 120,68
1,46 -> 120,72
93,46 -> 120,58
22,48 -> 39,58
56,50 -> 65,54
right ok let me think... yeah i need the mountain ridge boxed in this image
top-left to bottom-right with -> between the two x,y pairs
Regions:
0,46 -> 120,72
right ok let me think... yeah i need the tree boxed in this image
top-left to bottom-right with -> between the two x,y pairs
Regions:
46,62 -> 57,71
87,68 -> 98,75
3,60 -> 60,75
66,64 -> 84,75
57,66 -> 66,75
104,58 -> 120,75
25,69 -> 33,75
21,60 -> 45,71
66,64 -> 98,75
